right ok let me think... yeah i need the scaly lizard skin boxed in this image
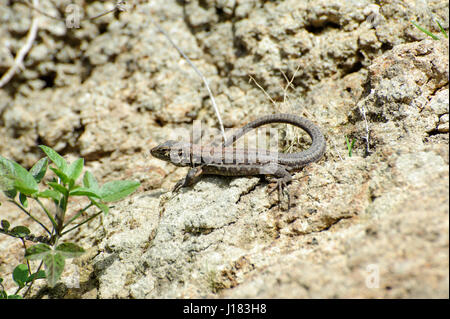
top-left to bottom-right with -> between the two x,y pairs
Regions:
151,114 -> 326,207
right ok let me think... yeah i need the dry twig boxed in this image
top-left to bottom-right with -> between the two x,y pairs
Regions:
0,0 -> 40,88
148,15 -> 227,144
1,1 -> 126,88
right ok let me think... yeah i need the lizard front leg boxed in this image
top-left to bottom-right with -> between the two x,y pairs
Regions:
173,166 -> 204,192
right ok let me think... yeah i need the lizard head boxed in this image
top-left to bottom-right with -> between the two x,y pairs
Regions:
150,140 -> 191,166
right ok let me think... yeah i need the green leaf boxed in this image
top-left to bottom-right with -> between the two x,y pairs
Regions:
12,264 -> 29,288
1,220 -> 10,231
3,189 -> 17,199
69,187 -> 101,198
49,167 -> 70,185
99,180 -> 140,202
47,182 -> 69,197
70,184 -> 81,191
0,155 -> 15,191
19,193 -> 28,208
411,21 -> 440,40
67,158 -> 84,184
435,19 -> 448,38
39,145 -> 67,172
0,290 -> 6,299
43,252 -> 65,288
13,178 -> 38,196
55,242 -> 85,259
26,270 -> 46,283
36,189 -> 61,201
25,243 -> 52,260
83,171 -> 99,192
10,226 -> 31,238
91,198 -> 109,215
7,294 -> 23,299
345,136 -> 356,157
11,160 -> 39,195
29,158 -> 48,183
0,156 -> 39,195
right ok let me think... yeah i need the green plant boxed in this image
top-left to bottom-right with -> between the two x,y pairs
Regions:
411,19 -> 448,40
345,136 -> 356,157
0,145 -> 140,297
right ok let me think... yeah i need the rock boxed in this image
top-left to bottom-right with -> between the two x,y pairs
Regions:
0,0 -> 448,298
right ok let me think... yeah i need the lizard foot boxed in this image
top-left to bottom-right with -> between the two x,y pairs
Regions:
268,178 -> 291,210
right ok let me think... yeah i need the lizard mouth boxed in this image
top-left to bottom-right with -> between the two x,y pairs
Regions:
150,146 -> 167,159
150,140 -> 184,161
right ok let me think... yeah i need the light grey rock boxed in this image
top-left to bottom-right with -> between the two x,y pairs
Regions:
0,0 -> 448,298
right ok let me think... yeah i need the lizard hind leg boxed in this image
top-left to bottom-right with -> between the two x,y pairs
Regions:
268,176 -> 292,210
266,165 -> 293,210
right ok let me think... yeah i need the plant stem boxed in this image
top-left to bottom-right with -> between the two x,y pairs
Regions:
62,202 -> 93,230
9,200 -> 51,235
20,238 -> 32,276
61,210 -> 103,236
34,197 -> 58,231
23,260 -> 43,299
14,285 -> 23,295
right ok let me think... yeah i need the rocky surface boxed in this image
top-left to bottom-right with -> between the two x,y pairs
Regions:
0,0 -> 448,298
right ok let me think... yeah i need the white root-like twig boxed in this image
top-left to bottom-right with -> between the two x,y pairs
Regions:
0,0 -> 40,88
88,1 -> 127,20
15,0 -> 126,21
1,1 -> 127,88
148,15 -> 227,144
359,104 -> 370,155
14,0 -> 60,20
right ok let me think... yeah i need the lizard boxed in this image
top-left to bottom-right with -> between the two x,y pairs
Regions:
150,113 -> 326,208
